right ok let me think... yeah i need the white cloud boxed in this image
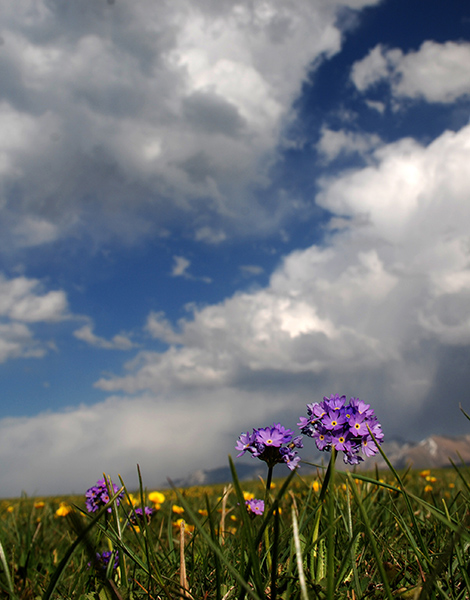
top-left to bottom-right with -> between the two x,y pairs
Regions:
171,256 -> 191,278
0,322 -> 45,363
2,121 -> 470,494
0,389 -> 288,497
350,43 -> 391,91
171,255 -> 212,283
95,122 -> 470,435
0,273 -> 69,362
317,127 -> 382,162
73,323 -> 135,350
0,0 -> 379,249
351,41 -> 470,103
0,274 -> 68,322
239,264 -> 264,276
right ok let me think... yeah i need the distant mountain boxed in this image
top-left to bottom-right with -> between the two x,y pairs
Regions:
375,434 -> 470,470
172,434 -> 470,487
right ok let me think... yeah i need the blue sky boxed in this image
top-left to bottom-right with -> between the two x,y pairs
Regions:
1,0 -> 470,496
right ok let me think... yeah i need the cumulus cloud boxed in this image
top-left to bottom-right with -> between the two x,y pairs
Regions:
95,122 -> 470,436
351,41 -> 470,103
0,273 -> 69,362
0,0 -> 380,251
2,120 -> 470,495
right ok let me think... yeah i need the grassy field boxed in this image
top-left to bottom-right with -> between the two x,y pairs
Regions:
1,455 -> 469,600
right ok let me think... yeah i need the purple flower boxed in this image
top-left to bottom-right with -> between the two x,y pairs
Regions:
256,426 -> 286,448
298,394 -> 383,465
88,550 -> 119,571
313,427 -> 331,451
246,498 -> 265,517
236,423 -> 301,471
85,478 -> 123,513
348,413 -> 369,436
322,410 -> 347,431
129,506 -> 154,526
236,431 -> 258,457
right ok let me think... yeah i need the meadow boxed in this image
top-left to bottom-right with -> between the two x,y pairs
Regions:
1,400 -> 470,600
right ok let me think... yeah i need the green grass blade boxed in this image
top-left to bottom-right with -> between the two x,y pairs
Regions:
169,475 -> 263,600
292,506 -> 309,600
0,536 -> 16,598
347,473 -> 394,600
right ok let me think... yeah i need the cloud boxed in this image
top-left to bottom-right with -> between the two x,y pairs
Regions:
317,127 -> 382,162
171,255 -> 212,283
0,273 -> 69,362
0,389 -> 289,497
95,122 -> 470,436
239,265 -> 264,276
0,0 -> 379,251
351,41 -> 470,103
73,323 -> 135,350
2,120 -> 470,494
0,274 -> 68,322
171,256 -> 191,278
0,321 -> 47,363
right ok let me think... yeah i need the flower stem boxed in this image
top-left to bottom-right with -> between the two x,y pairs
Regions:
327,448 -> 336,600
265,466 -> 273,500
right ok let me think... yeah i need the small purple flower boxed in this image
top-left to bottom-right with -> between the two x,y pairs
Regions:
348,413 -> 369,436
312,427 -> 331,451
236,431 -> 258,457
298,394 -> 383,465
236,423 -> 301,471
129,506 -> 154,526
330,432 -> 353,453
322,410 -> 347,431
88,550 -> 119,571
256,426 -> 286,448
85,478 -> 123,513
246,498 -> 265,517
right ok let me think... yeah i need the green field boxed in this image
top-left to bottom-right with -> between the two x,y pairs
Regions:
0,455 -> 469,600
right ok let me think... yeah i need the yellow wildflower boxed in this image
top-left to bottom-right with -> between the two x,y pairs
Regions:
6,506 -> 14,513
148,491 -> 165,504
55,502 -> 73,517
34,501 -> 45,509
419,470 -> 431,478
174,519 -> 194,534
198,509 -> 208,517
312,480 -> 320,492
243,491 -> 254,501
449,482 -> 455,489
172,505 -> 185,514
424,485 -> 433,493
425,475 -> 437,483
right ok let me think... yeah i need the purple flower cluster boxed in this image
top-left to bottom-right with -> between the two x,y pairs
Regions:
128,506 -> 154,526
236,423 -> 303,470
298,394 -> 384,465
246,498 -> 265,517
85,478 -> 124,513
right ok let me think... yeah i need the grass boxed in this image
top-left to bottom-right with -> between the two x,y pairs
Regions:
1,456 -> 469,600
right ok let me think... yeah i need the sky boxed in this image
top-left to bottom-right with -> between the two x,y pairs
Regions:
1,0 -> 470,497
